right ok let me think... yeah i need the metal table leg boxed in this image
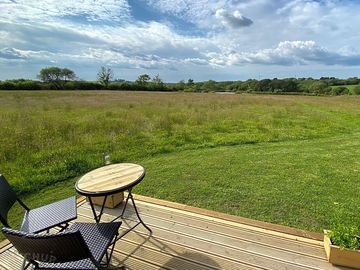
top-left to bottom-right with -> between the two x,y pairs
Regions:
112,188 -> 152,238
128,190 -> 152,233
88,196 -> 107,223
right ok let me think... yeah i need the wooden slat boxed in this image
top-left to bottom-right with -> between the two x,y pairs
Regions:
117,229 -> 260,270
77,204 -> 339,270
79,202 -> 326,259
76,211 -> 257,270
91,201 -> 326,258
1,195 -> 352,270
0,242 -> 10,254
114,239 -> 223,270
77,163 -> 144,193
0,248 -> 24,270
111,249 -> 164,270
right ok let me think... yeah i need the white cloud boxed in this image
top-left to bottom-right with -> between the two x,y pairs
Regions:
0,48 -> 28,59
145,0 -> 254,29
215,9 -> 253,28
1,0 -> 360,81
276,0 -> 360,38
0,0 -> 131,23
205,41 -> 360,67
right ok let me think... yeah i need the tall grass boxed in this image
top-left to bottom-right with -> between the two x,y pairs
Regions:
1,91 -> 360,196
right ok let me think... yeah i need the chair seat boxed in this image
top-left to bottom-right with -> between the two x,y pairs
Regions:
37,222 -> 121,270
21,196 -> 77,233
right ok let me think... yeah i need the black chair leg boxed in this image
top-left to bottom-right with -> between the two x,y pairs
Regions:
21,259 -> 32,270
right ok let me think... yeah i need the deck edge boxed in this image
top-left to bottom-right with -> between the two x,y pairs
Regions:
132,194 -> 323,241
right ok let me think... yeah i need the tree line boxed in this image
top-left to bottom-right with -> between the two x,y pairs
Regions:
0,66 -> 360,95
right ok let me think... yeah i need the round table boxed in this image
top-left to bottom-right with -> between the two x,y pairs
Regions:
75,163 -> 151,233
76,163 -> 145,197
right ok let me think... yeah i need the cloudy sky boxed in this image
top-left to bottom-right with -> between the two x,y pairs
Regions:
1,0 -> 360,82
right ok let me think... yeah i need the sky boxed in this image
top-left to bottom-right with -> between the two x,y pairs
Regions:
1,0 -> 360,82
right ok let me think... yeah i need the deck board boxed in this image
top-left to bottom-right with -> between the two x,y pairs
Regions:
0,196 -> 350,270
78,208 -> 326,270
82,202 -> 325,257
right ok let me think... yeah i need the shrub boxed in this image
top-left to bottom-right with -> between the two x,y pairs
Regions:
353,85 -> 360,95
327,225 -> 360,250
17,80 -> 42,90
64,81 -> 103,90
107,82 -> 124,90
331,86 -> 349,96
309,81 -> 331,95
0,81 -> 16,90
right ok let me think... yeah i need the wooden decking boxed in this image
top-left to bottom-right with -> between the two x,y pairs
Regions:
0,195 -> 351,270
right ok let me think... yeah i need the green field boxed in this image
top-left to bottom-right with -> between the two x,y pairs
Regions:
330,84 -> 358,92
1,91 -> 360,234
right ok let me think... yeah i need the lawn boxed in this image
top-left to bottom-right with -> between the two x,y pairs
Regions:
1,91 -> 360,234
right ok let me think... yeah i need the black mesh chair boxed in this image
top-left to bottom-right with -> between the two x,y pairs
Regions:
2,222 -> 123,269
0,174 -> 77,233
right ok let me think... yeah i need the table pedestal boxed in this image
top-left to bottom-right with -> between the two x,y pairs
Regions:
87,188 -> 152,237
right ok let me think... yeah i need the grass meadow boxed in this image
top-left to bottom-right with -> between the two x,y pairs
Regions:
1,91 -> 360,234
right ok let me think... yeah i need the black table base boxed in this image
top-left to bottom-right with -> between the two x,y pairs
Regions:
87,188 -> 152,238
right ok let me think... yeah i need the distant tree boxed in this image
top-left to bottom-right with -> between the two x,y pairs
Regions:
61,68 -> 76,82
38,67 -> 61,81
135,74 -> 151,85
152,74 -> 163,85
345,77 -> 360,85
281,79 -> 299,92
202,80 -> 217,92
254,79 -> 272,92
97,66 -> 114,88
150,74 -> 165,91
187,79 -> 194,86
37,67 -> 76,89
309,81 -> 331,95
177,80 -> 186,91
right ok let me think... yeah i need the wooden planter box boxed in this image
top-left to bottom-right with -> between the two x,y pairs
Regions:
88,192 -> 124,209
324,230 -> 360,269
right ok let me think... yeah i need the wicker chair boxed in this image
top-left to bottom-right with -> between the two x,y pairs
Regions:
0,174 -> 77,233
2,222 -> 123,269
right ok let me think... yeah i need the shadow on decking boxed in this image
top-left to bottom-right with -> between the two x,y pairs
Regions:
163,252 -> 221,269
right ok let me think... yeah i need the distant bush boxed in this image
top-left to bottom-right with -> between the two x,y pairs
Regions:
64,81 -> 103,90
331,86 -> 349,96
107,82 -> 125,90
309,81 -> 331,95
1,76 -> 360,96
17,80 -> 42,90
353,85 -> 360,95
0,81 -> 16,90
112,82 -> 148,91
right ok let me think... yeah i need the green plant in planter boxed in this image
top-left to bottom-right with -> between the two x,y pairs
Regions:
327,225 -> 360,250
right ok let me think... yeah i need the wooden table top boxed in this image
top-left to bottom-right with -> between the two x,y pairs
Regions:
75,163 -> 145,196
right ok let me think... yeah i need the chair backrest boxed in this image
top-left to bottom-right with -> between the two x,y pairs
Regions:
2,227 -> 93,264
0,174 -> 23,227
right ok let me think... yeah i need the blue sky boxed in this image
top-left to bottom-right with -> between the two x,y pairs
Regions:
1,0 -> 360,82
